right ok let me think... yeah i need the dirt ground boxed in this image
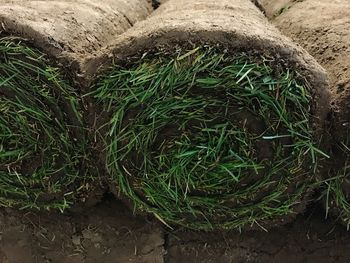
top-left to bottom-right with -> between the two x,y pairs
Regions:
1,194 -> 350,263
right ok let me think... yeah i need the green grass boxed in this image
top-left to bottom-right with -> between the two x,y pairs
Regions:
0,37 -> 88,211
94,46 -> 326,231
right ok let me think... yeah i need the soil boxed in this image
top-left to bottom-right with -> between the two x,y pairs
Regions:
256,0 -> 295,19
0,195 -> 165,263
1,195 -> 350,263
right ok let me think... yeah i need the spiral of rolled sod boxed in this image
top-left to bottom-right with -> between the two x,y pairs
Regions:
0,0 -> 152,210
0,38 -> 85,210
91,0 -> 330,230
258,0 -> 350,227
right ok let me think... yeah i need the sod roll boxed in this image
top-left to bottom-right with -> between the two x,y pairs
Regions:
257,0 -> 350,228
0,0 -> 152,68
0,0 -> 152,210
90,0 -> 330,231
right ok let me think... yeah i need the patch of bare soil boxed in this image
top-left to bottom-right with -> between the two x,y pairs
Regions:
166,204 -> 350,263
1,196 -> 350,262
0,195 -> 165,263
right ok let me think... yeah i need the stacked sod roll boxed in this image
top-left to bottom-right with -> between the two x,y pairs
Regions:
90,0 -> 330,231
257,0 -> 350,228
0,0 -> 152,210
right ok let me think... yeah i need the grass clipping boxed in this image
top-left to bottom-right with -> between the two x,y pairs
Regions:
95,47 -> 325,231
0,37 -> 88,211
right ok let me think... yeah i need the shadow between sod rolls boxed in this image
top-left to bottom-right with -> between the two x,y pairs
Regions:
322,127 -> 350,229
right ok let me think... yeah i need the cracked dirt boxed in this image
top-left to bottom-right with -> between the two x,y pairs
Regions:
1,195 -> 350,263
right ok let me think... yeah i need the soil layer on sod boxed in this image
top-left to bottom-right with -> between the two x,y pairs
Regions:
257,0 -> 350,227
0,0 -> 152,73
89,0 -> 330,231
0,0 -> 153,210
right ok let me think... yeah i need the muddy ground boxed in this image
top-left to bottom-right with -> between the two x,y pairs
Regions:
1,193 -> 350,263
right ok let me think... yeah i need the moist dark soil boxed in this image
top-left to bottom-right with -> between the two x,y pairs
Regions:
1,194 -> 350,263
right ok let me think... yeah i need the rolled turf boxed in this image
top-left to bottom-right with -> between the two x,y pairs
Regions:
257,0 -> 350,227
0,37 -> 86,210
90,0 -> 330,230
0,0 -> 152,210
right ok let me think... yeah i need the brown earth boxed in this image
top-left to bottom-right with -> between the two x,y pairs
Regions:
0,195 -> 165,263
1,196 -> 350,263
